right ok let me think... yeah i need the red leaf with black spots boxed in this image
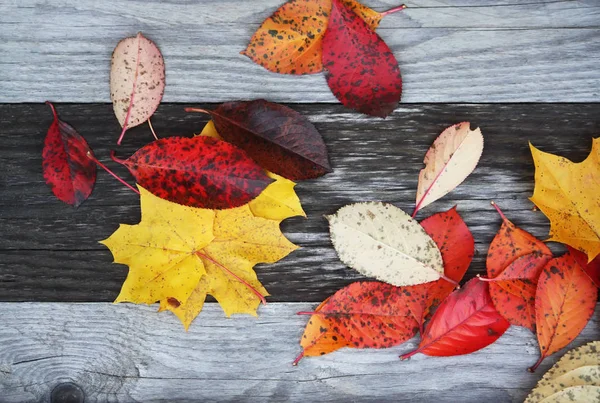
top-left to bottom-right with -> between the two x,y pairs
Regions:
400,278 -> 510,359
409,207 -> 474,332
188,100 -> 331,180
294,281 -> 419,364
485,202 -> 552,330
42,102 -> 96,207
111,136 -> 272,209
529,251 -> 598,372
568,246 -> 600,288
322,0 -> 402,117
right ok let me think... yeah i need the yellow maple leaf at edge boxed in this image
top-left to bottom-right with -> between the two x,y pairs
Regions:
530,138 -> 600,261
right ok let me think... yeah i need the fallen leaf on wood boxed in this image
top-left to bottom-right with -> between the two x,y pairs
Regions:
485,202 -> 552,330
531,386 -> 600,403
413,122 -> 483,216
294,281 -> 419,364
525,365 -> 600,402
102,186 -> 298,329
111,32 -> 165,145
250,171 -> 306,220
322,0 -> 402,117
534,341 -> 600,389
242,0 -> 405,75
400,278 -> 510,359
530,139 -> 600,262
42,102 -> 96,207
187,100 -> 331,180
529,250 -> 598,372
568,246 -> 600,288
111,136 -> 273,209
327,202 -> 444,286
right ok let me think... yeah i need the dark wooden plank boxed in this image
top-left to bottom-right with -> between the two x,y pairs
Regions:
1,0 -> 600,103
0,302 -> 599,402
1,103 -> 599,302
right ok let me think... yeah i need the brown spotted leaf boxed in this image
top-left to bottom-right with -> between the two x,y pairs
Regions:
322,0 -> 402,117
111,32 -> 165,145
242,0 -> 406,75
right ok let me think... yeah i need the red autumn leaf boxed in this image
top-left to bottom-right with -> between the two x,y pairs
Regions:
568,246 -> 600,288
401,278 -> 510,359
409,207 -> 474,332
294,281 -> 419,364
187,100 -> 331,180
42,102 -> 97,207
529,251 -> 598,372
322,0 -> 402,117
111,136 -> 272,209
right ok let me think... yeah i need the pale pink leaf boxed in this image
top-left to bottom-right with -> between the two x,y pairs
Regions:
414,122 -> 483,215
110,32 -> 165,145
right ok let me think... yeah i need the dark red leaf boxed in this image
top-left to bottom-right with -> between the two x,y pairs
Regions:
409,207 -> 474,331
401,278 -> 510,359
111,136 -> 272,209
192,100 -> 331,180
42,102 -> 96,207
322,0 -> 402,117
568,246 -> 600,288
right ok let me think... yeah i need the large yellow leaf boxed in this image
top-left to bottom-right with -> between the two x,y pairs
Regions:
102,186 -> 298,330
530,139 -> 600,261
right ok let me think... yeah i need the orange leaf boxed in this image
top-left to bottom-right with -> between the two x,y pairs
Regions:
529,251 -> 598,372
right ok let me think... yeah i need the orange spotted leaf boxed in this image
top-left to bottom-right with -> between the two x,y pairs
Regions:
568,246 -> 600,288
529,251 -> 598,372
242,0 -> 406,75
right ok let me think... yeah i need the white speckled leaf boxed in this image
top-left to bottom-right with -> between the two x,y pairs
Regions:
526,366 -> 600,403
414,122 -> 483,214
110,32 -> 165,144
327,202 -> 443,286
538,385 -> 600,403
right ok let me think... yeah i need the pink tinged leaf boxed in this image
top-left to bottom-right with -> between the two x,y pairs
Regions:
322,0 -> 402,117
413,122 -> 484,217
111,32 -> 165,145
42,102 -> 97,207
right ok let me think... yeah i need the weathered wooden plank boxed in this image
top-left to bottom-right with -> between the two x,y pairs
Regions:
1,103 -> 599,302
0,302 -> 598,402
1,0 -> 599,103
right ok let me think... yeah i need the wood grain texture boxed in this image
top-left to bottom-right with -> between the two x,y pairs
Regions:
1,0 -> 599,103
1,103 -> 599,302
0,302 -> 598,402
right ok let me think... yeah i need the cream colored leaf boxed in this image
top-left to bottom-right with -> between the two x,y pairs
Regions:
110,32 -> 165,144
539,385 -> 600,403
327,202 -> 443,286
414,122 -> 483,215
539,342 -> 600,385
526,366 -> 600,403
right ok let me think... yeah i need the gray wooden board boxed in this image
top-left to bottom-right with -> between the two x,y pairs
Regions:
1,103 -> 599,302
0,302 -> 598,402
1,0 -> 599,103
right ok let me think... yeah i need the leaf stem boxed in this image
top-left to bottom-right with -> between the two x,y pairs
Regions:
400,348 -> 419,361
441,274 -> 458,286
184,107 -> 211,115
381,4 -> 407,17
86,152 -> 140,195
195,251 -> 267,305
45,101 -> 58,120
490,201 -> 508,222
297,311 -> 317,316
148,118 -> 159,141
292,350 -> 305,366
528,355 -> 545,372
110,150 -> 127,165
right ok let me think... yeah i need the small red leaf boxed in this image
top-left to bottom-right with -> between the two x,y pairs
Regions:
530,251 -> 598,372
42,102 -> 96,207
568,246 -> 600,288
410,207 -> 474,330
322,0 -> 402,117
191,100 -> 331,180
401,278 -> 510,359
112,136 -> 272,209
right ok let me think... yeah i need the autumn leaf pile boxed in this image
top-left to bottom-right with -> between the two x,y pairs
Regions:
243,0 -> 406,117
295,126 -> 600,373
42,33 -> 331,329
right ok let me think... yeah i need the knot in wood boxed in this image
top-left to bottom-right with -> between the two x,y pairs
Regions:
51,382 -> 84,403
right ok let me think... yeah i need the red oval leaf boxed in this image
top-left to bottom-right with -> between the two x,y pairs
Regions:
112,136 -> 272,209
530,251 -> 598,372
568,246 -> 600,288
203,100 -> 331,180
401,278 -> 510,358
42,102 -> 96,207
322,0 -> 402,117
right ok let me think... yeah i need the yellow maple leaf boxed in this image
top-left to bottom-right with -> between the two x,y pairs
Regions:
102,186 -> 299,329
530,139 -> 600,261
